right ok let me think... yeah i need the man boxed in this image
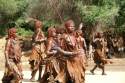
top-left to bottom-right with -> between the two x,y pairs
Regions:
2,27 -> 23,83
29,19 -> 46,81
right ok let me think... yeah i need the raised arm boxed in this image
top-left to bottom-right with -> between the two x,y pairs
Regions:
35,30 -> 46,43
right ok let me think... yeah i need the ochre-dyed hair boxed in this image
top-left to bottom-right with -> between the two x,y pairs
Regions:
34,20 -> 42,29
95,32 -> 101,38
47,27 -> 56,37
8,28 -> 17,38
65,19 -> 75,28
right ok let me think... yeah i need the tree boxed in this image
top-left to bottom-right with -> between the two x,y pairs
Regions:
115,0 -> 125,34
0,0 -> 28,35
0,0 -> 28,24
0,0 -> 124,37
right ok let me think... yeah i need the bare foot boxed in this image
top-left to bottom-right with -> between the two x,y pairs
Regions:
30,78 -> 36,82
90,70 -> 95,75
102,72 -> 107,75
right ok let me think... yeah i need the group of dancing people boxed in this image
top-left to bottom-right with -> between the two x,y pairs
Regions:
2,19 -> 112,83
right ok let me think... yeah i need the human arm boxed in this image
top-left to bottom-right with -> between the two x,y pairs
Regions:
46,38 -> 57,55
53,47 -> 78,56
35,30 -> 46,43
4,40 -> 11,67
83,38 -> 87,51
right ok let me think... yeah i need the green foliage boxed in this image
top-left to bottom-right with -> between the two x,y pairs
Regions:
114,0 -> 125,34
15,17 -> 32,29
0,0 -> 28,19
16,17 -> 25,26
76,4 -> 99,24
0,0 -> 125,36
17,27 -> 33,37
96,6 -> 119,26
75,0 -> 119,26
42,20 -> 58,36
43,20 -> 57,28
0,0 -> 18,16
0,25 -> 7,36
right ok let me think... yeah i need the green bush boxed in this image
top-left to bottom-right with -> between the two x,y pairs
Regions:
0,26 -> 7,36
76,0 -> 119,26
17,27 -> 33,37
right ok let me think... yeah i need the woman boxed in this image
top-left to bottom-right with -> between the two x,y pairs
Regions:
60,20 -> 86,83
2,27 -> 23,83
40,27 -> 59,83
29,19 -> 46,81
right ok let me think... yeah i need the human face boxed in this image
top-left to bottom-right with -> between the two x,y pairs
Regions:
48,28 -> 56,37
52,30 -> 56,37
8,28 -> 17,38
67,26 -> 75,33
35,21 -> 42,28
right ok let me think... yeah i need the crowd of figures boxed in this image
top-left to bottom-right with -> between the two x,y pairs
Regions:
89,32 -> 125,60
2,19 -> 124,83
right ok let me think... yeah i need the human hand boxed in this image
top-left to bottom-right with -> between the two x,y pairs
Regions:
53,50 -> 57,55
